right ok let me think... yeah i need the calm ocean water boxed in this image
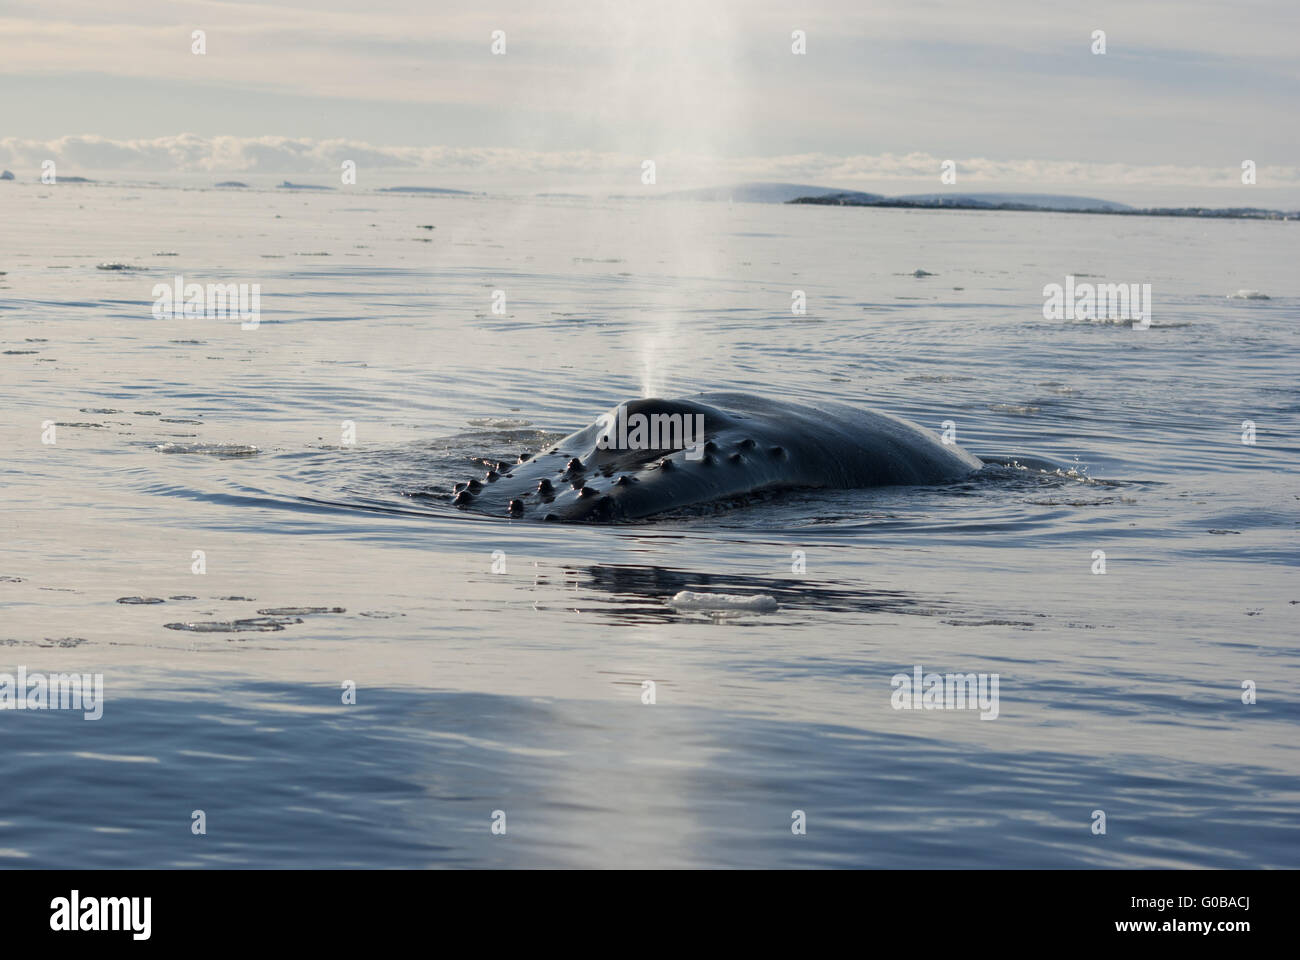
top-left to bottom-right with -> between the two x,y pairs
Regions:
1,181 -> 1297,867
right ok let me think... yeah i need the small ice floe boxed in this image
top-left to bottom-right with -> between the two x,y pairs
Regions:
155,442 -> 259,457
1228,290 -> 1270,300
669,591 -> 779,613
164,617 -> 302,633
256,607 -> 345,616
467,417 -> 533,428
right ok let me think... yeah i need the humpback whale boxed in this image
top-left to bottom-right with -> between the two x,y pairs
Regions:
452,392 -> 982,522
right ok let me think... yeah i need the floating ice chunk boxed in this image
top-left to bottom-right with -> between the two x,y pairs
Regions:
256,607 -> 346,616
155,442 -> 259,457
1229,289 -> 1270,299
669,591 -> 779,613
164,617 -> 301,632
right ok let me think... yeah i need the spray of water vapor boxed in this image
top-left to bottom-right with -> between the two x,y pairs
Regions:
548,0 -> 751,397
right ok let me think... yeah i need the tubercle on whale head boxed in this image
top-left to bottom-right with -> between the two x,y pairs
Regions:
548,492 -> 621,523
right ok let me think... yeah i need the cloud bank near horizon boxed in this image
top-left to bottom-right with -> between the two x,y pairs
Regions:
2,0 -> 1297,193
3,135 -> 1293,194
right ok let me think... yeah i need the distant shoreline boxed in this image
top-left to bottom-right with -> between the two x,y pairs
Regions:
788,194 -> 1296,221
3,174 -> 1293,219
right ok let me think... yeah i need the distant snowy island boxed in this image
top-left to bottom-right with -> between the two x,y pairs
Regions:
788,189 -> 1294,220
0,173 -> 1291,219
618,182 -> 1296,220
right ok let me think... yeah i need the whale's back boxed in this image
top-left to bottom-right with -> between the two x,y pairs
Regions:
689,392 -> 982,487
453,392 -> 982,521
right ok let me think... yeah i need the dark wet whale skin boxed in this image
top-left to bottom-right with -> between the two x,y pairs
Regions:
453,392 -> 983,522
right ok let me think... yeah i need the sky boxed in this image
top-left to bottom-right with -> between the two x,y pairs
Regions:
1,0 -> 1297,203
